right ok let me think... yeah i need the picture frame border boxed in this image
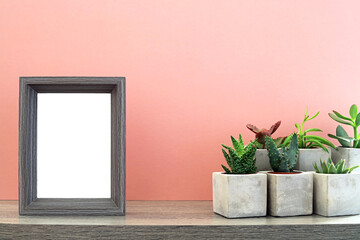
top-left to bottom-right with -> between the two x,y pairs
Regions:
18,76 -> 126,216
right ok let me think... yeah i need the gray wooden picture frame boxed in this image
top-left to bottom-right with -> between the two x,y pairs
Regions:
18,77 -> 126,216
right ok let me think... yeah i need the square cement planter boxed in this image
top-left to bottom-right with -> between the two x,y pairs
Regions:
295,148 -> 331,171
331,147 -> 360,173
267,171 -> 313,217
255,149 -> 272,171
212,172 -> 267,218
314,173 -> 360,216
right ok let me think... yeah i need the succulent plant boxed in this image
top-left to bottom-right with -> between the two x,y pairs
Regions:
328,104 -> 360,148
313,157 -> 360,174
283,106 -> 336,152
265,133 -> 299,172
247,121 -> 285,148
221,134 -> 257,174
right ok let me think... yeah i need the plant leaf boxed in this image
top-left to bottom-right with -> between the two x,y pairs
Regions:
304,135 -> 336,149
329,113 -> 354,126
308,111 -> 320,121
350,104 -> 358,120
348,165 -> 360,173
313,162 -> 321,173
321,160 -> 328,173
328,163 -> 337,174
336,160 -> 345,173
304,128 -> 322,133
333,111 -> 352,121
356,113 -> 360,127
231,136 -> 243,156
221,164 -> 231,174
304,139 -> 328,152
328,134 -> 353,148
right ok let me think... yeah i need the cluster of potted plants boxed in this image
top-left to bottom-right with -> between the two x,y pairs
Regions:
213,104 -> 360,218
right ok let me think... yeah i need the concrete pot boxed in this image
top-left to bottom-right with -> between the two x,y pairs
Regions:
331,147 -> 360,173
255,149 -> 272,171
267,171 -> 313,217
314,173 -> 360,216
212,172 -> 267,218
295,147 -> 331,171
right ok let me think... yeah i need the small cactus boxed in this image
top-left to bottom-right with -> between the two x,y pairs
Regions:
265,133 -> 299,172
247,121 -> 283,148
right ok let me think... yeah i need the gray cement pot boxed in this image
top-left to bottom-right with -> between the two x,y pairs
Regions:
212,172 -> 267,218
267,171 -> 313,217
255,149 -> 271,171
295,147 -> 331,171
331,147 -> 360,173
314,173 -> 360,216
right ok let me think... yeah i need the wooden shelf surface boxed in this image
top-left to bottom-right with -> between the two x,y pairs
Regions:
1,200 -> 360,239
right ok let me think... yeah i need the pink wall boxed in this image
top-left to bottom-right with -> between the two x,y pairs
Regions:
1,0 -> 360,200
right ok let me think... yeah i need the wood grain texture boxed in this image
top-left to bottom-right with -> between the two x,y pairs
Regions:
1,201 -> 360,239
18,77 -> 126,216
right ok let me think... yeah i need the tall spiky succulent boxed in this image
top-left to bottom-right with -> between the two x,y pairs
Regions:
247,121 -> 285,148
221,134 -> 257,174
265,133 -> 299,172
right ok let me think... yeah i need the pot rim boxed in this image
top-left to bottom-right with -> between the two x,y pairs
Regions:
314,172 -> 360,176
335,146 -> 360,150
298,147 -> 331,151
213,172 -> 266,176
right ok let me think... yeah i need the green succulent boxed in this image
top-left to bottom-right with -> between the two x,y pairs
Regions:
265,133 -> 299,172
221,134 -> 257,174
328,104 -> 360,148
313,157 -> 360,174
283,106 -> 336,152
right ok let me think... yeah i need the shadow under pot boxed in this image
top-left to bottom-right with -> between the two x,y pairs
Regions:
331,147 -> 360,173
212,172 -> 267,218
295,147 -> 331,171
314,173 -> 360,216
267,171 -> 313,217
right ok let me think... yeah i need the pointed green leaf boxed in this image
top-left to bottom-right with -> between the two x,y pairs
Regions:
348,165 -> 360,173
350,104 -> 358,120
308,111 -> 320,121
221,144 -> 232,150
321,160 -> 328,173
336,160 -> 345,173
313,162 -> 321,173
329,113 -> 354,126
333,111 -> 352,121
231,136 -> 242,156
328,163 -> 337,174
295,123 -> 300,130
222,149 -> 233,171
238,134 -> 245,151
221,164 -> 231,174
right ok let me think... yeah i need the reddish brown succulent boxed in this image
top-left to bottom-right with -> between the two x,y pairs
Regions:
246,121 -> 281,145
